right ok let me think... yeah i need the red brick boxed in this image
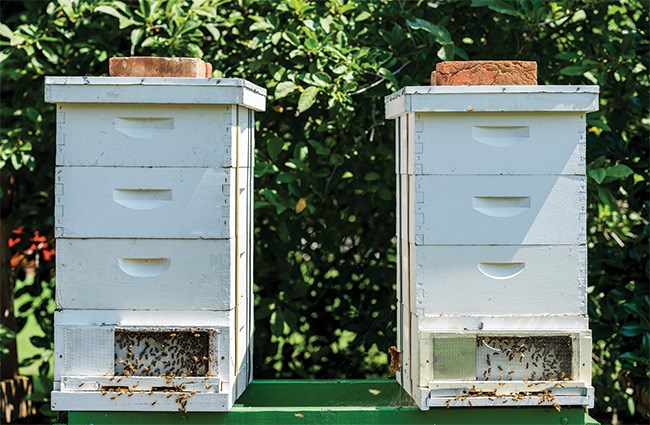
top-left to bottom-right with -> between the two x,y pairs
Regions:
430,61 -> 537,86
109,57 -> 212,78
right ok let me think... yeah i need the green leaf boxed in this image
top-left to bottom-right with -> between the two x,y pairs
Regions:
620,324 -> 644,337
588,168 -> 606,184
355,11 -> 372,22
560,65 -> 592,76
604,164 -> 633,179
487,1 -> 520,16
94,5 -> 125,20
275,81 -> 297,99
30,335 -> 51,349
406,18 -> 451,44
276,173 -> 297,183
364,172 -> 380,182
267,138 -> 284,161
0,23 -> 13,40
297,87 -> 319,113
130,28 -> 144,47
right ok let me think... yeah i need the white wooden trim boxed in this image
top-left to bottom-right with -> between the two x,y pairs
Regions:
51,390 -> 231,412
385,86 -> 599,118
45,77 -> 266,111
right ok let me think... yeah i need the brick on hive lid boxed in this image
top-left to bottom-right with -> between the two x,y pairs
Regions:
109,56 -> 213,78
430,60 -> 537,86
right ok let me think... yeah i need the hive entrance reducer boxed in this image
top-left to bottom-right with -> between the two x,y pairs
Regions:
114,329 -> 212,378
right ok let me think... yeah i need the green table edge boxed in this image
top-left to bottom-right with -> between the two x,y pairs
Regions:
65,379 -> 600,424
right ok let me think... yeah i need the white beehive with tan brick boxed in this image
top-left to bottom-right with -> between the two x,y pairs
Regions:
46,75 -> 265,412
386,82 -> 598,410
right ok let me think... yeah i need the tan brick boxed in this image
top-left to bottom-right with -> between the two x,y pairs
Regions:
109,57 -> 212,78
430,61 -> 537,86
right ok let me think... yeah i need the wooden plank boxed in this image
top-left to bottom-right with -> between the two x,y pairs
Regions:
385,86 -> 599,118
406,112 -> 586,175
412,245 -> 587,316
410,175 -> 586,245
56,239 -> 235,311
55,104 -> 241,168
44,77 -> 267,111
55,167 -> 237,239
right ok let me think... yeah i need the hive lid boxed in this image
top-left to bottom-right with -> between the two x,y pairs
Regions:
44,76 -> 267,111
385,85 -> 599,118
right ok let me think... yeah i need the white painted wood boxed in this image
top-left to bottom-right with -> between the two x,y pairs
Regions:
385,86 -> 599,118
55,239 -> 235,311
54,309 -> 232,326
425,392 -> 593,408
407,112 -> 586,175
60,376 -> 221,392
411,245 -> 586,316
55,104 -> 253,168
54,167 -> 238,239
52,310 -> 250,411
51,391 -> 232,412
45,77 -> 266,111
54,321 -> 226,381
409,327 -> 593,409
410,175 -> 586,245
415,315 -> 589,331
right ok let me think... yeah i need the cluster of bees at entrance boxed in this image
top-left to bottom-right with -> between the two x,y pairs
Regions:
443,336 -> 572,411
476,336 -> 572,382
444,383 -> 568,411
95,329 -> 214,412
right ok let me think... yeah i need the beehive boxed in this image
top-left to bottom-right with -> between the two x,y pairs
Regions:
46,76 -> 266,411
385,85 -> 599,410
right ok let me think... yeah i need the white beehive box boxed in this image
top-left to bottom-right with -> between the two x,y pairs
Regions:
46,76 -> 265,412
386,85 -> 598,410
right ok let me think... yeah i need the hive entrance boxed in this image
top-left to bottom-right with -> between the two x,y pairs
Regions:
114,329 -> 210,377
476,336 -> 572,381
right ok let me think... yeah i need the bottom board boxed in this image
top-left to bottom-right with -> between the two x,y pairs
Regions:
63,380 -> 600,425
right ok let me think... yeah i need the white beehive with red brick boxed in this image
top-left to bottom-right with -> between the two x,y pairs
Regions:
46,75 -> 265,411
386,83 -> 599,410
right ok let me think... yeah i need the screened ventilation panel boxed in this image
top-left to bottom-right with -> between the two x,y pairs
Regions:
431,334 -> 573,382
114,329 -> 211,377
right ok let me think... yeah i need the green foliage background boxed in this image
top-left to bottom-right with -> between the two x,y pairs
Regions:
1,0 -> 647,423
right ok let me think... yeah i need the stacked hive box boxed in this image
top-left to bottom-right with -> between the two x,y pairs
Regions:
46,77 -> 266,411
385,85 -> 599,410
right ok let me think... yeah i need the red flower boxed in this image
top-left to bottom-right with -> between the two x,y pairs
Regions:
10,253 -> 23,267
12,227 -> 24,235
32,231 -> 47,243
42,249 -> 54,262
8,237 -> 21,248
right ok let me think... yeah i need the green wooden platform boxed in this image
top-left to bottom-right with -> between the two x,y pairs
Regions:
67,380 -> 599,425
